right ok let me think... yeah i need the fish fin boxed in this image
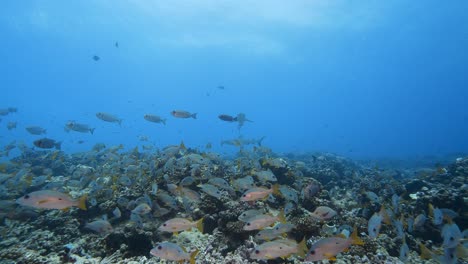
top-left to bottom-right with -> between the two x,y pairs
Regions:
277,210 -> 287,224
191,113 -> 197,119
350,226 -> 364,245
196,218 -> 204,233
272,184 -> 281,196
428,203 -> 434,217
90,128 -> 95,135
179,141 -> 186,150
62,207 -> 70,212
162,119 -> 166,125
324,253 -> 336,260
77,195 -> 87,210
173,231 -> 179,236
37,199 -> 49,204
118,119 -> 122,126
55,142 -> 62,150
419,243 -> 433,259
189,250 -> 199,264
335,234 -> 347,239
297,237 -> 307,258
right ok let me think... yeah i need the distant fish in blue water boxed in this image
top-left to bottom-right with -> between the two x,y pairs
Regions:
26,126 -> 47,135
115,42 -> 119,48
33,138 -> 61,150
64,121 -> 95,134
92,55 -> 100,61
171,110 -> 197,119
218,114 -> 237,122
7,122 -> 16,130
96,112 -> 122,125
144,114 -> 166,125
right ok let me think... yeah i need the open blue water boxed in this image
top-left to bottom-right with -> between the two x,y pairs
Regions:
1,1 -> 467,160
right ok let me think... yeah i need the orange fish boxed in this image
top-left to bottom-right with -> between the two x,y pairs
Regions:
241,184 -> 280,202
305,227 -> 364,261
16,190 -> 87,210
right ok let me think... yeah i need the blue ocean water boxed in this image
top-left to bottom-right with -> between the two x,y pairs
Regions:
1,1 -> 467,160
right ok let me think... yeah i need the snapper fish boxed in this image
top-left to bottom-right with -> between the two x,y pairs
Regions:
64,121 -> 95,134
305,227 -> 364,261
250,238 -> 307,260
170,110 -> 197,119
144,114 -> 166,125
241,184 -> 280,202
150,242 -> 198,264
96,112 -> 122,125
243,211 -> 286,231
218,114 -> 237,122
310,206 -> 337,221
85,220 -> 113,234
16,190 -> 87,210
158,218 -> 203,235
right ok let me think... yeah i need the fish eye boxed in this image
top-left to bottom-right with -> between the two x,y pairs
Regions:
247,223 -> 251,226
449,236 -> 454,241
373,228 -> 376,232
242,194 -> 246,197
157,245 -> 162,250
24,195 -> 30,199
163,224 -> 167,226
58,198 -> 62,200
310,250 -> 315,255
255,250 -> 260,254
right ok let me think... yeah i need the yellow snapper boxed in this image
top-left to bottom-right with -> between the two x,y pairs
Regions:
16,190 -> 87,210
243,211 -> 286,231
150,241 -> 198,264
305,228 -> 364,261
240,184 -> 280,202
251,238 -> 307,260
158,218 -> 204,235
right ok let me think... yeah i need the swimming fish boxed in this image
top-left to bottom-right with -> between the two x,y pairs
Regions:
368,212 -> 383,238
243,211 -> 286,231
26,126 -> 47,135
170,110 -> 197,119
254,170 -> 277,183
241,184 -> 280,202
305,227 -> 364,261
218,114 -> 237,122
92,55 -> 100,61
310,206 -> 337,221
238,209 -> 264,222
158,218 -> 203,235
64,121 -> 95,134
441,222 -> 462,249
16,190 -> 87,210
150,242 -> 198,264
144,114 -> 166,125
85,220 -> 113,234
7,122 -> 16,130
197,184 -> 223,199
96,112 -> 122,125
255,223 -> 295,241
131,203 -> 152,215
250,238 -> 307,260
429,204 -> 443,225
33,138 -> 61,150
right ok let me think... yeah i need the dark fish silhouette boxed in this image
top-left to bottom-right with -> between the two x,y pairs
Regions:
33,138 -> 61,150
218,114 -> 237,122
92,55 -> 100,61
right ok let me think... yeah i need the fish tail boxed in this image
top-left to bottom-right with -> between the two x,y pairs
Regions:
272,184 -> 281,196
419,243 -> 433,259
277,210 -> 287,224
297,237 -> 307,258
350,226 -> 364,245
196,218 -> 204,233
118,119 -> 122,126
162,119 -> 166,125
77,195 -> 87,210
428,203 -> 434,217
191,113 -> 197,119
189,250 -> 199,264
55,142 -> 62,150
258,136 -> 265,146
90,128 -> 95,135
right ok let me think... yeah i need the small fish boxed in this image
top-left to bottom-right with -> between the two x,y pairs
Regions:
254,170 -> 277,183
92,55 -> 100,61
251,238 -> 307,260
243,211 -> 286,231
255,223 -> 295,241
26,126 -> 47,135
218,114 -> 237,122
310,206 -> 337,221
33,138 -> 61,150
112,207 -> 121,218
231,176 -> 255,191
158,218 -> 203,235
16,190 -> 87,210
197,184 -> 223,199
64,121 -> 95,134
157,193 -> 178,210
368,212 -> 383,238
399,236 -> 409,262
279,186 -> 298,203
364,191 -> 380,204
131,203 -> 152,215
115,42 -> 119,48
429,204 -> 443,225
441,222 -> 462,249
96,112 -> 122,125
241,184 -> 280,202
301,182 -> 321,199
238,209 -> 264,222
7,122 -> 16,130
305,227 -> 364,261
413,213 -> 427,230
150,242 -> 198,264
171,110 -> 197,119
235,113 -> 253,129
391,194 -> 400,214
144,114 -> 166,125
85,220 -> 113,234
